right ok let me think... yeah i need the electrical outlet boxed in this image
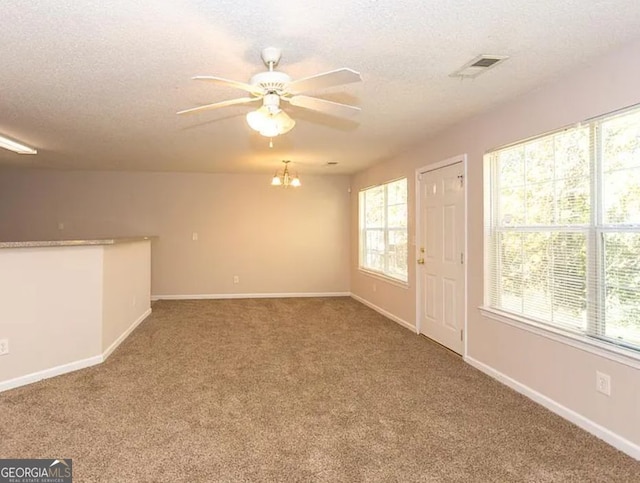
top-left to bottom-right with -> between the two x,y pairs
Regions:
0,339 -> 9,356
372,283 -> 377,292
596,371 -> 611,396
233,275 -> 240,284
57,222 -> 64,230
192,232 -> 198,241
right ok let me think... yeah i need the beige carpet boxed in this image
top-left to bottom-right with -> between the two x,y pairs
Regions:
0,297 -> 638,482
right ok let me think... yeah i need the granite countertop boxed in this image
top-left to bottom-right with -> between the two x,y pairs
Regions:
0,236 -> 154,249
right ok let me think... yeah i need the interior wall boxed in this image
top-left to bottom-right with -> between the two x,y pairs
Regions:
350,38 -> 640,450
102,240 -> 151,352
0,170 -> 351,297
0,246 -> 103,383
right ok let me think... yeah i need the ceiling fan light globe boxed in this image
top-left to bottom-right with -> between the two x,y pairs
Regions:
259,119 -> 281,137
291,177 -> 301,187
271,175 -> 282,186
275,111 -> 295,134
246,108 -> 268,132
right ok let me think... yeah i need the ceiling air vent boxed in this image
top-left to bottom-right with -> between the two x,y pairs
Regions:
450,54 -> 509,79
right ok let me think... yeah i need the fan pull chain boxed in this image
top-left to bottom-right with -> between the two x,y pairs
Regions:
269,138 -> 273,148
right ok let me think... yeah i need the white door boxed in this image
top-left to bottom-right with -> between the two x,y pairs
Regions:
417,161 -> 465,354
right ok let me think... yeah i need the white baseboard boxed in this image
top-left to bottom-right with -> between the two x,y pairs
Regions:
350,293 -> 417,333
102,308 -> 152,360
151,292 -> 351,301
0,308 -> 152,394
464,355 -> 640,461
0,355 -> 103,393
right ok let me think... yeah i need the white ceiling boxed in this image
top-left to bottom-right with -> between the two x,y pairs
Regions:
2,0 -> 640,175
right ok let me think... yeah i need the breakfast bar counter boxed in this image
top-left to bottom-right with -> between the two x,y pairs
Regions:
0,236 -> 152,249
0,237 -> 152,391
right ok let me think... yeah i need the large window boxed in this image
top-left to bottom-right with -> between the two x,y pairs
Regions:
359,178 -> 408,282
485,104 -> 640,353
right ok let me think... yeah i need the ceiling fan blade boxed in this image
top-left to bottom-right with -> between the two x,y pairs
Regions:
177,97 -> 260,115
286,68 -> 362,94
192,76 -> 263,95
287,95 -> 361,118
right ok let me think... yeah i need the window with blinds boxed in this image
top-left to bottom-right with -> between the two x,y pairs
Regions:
359,178 -> 408,282
485,104 -> 640,352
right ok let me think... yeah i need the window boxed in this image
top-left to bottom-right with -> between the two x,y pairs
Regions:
485,104 -> 640,353
359,178 -> 408,282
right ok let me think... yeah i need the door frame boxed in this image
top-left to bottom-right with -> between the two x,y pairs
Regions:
415,154 -> 468,356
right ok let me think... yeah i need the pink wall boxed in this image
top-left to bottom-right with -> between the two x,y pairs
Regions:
350,38 -> 640,451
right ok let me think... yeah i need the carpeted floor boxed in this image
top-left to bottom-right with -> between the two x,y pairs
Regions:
0,297 -> 638,482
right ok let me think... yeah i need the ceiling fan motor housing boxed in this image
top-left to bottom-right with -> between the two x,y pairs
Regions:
250,71 -> 291,95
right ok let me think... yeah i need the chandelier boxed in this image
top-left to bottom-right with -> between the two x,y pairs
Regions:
271,160 -> 301,188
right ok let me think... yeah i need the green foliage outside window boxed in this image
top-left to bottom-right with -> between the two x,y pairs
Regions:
488,106 -> 640,349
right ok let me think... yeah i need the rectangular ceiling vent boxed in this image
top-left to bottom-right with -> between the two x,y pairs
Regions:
450,54 -> 509,79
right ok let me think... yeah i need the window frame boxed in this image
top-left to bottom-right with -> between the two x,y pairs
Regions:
358,178 -> 409,284
483,103 -> 640,365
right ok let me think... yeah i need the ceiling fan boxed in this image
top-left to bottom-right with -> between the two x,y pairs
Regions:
177,47 -> 362,138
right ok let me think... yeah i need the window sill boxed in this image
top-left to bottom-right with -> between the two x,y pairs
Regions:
478,306 -> 640,369
358,268 -> 409,289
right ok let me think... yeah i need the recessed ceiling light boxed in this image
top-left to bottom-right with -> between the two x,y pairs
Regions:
0,134 -> 37,154
450,55 -> 509,79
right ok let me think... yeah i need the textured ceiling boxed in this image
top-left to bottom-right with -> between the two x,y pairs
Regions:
2,0 -> 640,174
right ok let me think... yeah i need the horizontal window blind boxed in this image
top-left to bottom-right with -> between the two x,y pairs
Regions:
598,108 -> 640,347
359,178 -> 408,282
486,104 -> 640,352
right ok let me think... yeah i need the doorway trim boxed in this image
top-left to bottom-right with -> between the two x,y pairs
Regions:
415,154 -> 468,356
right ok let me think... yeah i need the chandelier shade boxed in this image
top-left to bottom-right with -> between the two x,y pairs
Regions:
271,160 -> 301,188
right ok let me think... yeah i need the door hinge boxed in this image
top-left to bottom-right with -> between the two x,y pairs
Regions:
460,329 -> 464,341
460,252 -> 464,264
